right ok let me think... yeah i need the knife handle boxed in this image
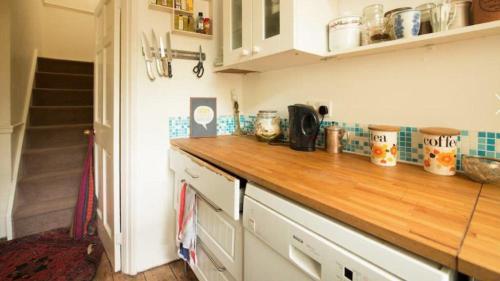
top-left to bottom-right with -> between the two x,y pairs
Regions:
146,61 -> 156,81
155,59 -> 165,76
167,61 -> 173,78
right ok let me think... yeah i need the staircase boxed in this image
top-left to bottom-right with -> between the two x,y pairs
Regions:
13,57 -> 94,238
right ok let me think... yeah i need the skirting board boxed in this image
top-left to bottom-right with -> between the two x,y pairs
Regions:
6,49 -> 38,240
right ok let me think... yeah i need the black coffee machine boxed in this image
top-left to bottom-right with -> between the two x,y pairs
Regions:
288,104 -> 320,151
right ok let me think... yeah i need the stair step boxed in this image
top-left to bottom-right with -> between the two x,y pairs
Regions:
35,72 -> 93,89
37,57 -> 93,75
26,123 -> 92,149
13,202 -> 75,238
14,196 -> 76,220
17,169 -> 81,204
32,88 -> 93,106
29,106 -> 92,126
22,144 -> 87,177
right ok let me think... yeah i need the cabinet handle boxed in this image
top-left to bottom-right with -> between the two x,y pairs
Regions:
252,46 -> 261,54
241,49 -> 250,56
184,168 -> 200,179
198,240 -> 226,272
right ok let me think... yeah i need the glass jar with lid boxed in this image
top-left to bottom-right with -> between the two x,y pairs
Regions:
362,4 -> 390,44
255,110 -> 281,142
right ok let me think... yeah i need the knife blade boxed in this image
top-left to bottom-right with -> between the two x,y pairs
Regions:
141,32 -> 155,81
166,32 -> 173,78
151,29 -> 165,76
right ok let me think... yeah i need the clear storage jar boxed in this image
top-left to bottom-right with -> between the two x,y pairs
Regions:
362,4 -> 390,44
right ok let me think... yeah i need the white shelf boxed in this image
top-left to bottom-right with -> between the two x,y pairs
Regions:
149,3 -> 174,12
172,29 -> 213,39
325,20 -> 500,60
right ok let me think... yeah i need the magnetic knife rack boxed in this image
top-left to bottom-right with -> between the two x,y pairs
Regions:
150,47 -> 206,61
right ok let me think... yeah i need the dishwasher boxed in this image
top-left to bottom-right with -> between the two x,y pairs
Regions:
243,183 -> 456,281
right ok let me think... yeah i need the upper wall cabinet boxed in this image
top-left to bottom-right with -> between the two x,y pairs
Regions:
219,0 -> 336,73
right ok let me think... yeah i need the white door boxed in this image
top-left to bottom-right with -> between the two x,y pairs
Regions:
94,0 -> 121,272
251,0 -> 293,59
223,0 -> 252,65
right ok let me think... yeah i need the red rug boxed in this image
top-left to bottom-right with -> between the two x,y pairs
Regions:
0,228 -> 103,281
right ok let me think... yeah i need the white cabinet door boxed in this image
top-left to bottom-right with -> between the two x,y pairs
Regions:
251,0 -> 293,59
223,0 -> 252,65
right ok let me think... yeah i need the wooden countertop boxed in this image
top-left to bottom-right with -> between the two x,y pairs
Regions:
459,184 -> 500,281
170,136 -> 482,269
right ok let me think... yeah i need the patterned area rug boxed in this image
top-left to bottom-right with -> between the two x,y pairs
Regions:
0,228 -> 103,281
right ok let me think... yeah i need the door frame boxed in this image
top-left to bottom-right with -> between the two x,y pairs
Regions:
117,0 -> 137,275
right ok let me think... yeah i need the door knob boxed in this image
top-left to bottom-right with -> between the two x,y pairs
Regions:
252,46 -> 261,54
241,49 -> 250,56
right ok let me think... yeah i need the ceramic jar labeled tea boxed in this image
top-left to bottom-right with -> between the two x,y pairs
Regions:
369,125 -> 400,167
421,127 -> 460,176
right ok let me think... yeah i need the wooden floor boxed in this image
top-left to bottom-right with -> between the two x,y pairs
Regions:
94,254 -> 198,281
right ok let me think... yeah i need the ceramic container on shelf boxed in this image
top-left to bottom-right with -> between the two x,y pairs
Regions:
450,0 -> 472,29
392,9 -> 421,39
384,7 -> 412,39
421,127 -> 460,176
328,16 -> 362,52
416,3 -> 436,34
255,110 -> 281,142
369,125 -> 400,167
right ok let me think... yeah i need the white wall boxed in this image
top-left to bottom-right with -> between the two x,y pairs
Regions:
39,3 -> 95,61
242,35 -> 500,132
127,0 -> 243,273
10,0 -> 96,125
0,0 -> 12,239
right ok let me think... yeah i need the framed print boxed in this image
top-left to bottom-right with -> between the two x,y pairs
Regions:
190,97 -> 217,138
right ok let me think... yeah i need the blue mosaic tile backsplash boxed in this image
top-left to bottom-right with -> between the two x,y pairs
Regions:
169,115 -> 500,170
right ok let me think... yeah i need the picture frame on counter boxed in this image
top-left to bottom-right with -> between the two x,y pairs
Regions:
190,97 -> 217,138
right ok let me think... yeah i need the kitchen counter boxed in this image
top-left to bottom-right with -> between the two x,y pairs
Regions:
170,136 -> 483,270
458,184 -> 500,281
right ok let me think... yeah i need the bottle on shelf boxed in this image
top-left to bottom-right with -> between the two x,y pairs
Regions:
197,12 -> 204,33
188,15 -> 195,32
178,14 -> 184,30
187,0 -> 193,12
181,0 -> 187,11
174,0 -> 181,9
203,17 -> 211,34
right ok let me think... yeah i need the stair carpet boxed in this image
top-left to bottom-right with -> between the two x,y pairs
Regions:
13,57 -> 94,238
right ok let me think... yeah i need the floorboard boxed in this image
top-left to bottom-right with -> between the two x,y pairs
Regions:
94,254 -> 197,281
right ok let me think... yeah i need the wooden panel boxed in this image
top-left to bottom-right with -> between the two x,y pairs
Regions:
458,184 -> 500,281
171,136 -> 482,268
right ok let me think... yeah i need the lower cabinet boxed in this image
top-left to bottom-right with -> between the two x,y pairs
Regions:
192,241 -> 237,281
170,147 -> 244,281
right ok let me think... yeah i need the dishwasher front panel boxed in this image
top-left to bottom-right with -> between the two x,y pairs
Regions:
243,196 -> 401,281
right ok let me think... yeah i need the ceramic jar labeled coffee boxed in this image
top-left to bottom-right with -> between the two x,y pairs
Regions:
369,125 -> 400,167
421,127 -> 460,176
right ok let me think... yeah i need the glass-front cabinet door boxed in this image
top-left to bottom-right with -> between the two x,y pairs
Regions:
252,0 -> 292,59
223,0 -> 252,65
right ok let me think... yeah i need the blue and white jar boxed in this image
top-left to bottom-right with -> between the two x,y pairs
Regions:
392,9 -> 421,39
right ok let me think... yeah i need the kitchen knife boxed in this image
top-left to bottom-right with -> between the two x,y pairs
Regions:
166,32 -> 173,78
151,29 -> 165,76
141,32 -> 155,81
159,36 -> 168,77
